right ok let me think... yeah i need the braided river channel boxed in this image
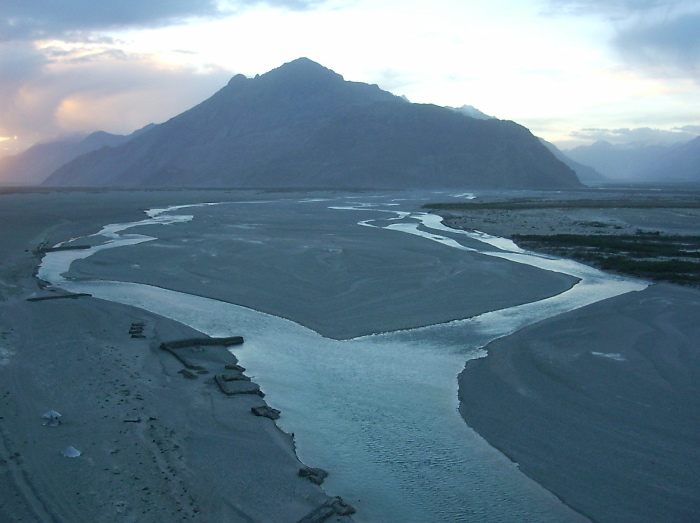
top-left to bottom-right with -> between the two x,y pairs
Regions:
38,191 -> 646,522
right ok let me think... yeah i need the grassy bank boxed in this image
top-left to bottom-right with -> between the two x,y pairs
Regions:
424,194 -> 700,287
513,233 -> 700,286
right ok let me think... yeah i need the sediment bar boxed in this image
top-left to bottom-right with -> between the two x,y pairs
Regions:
27,293 -> 92,301
38,245 -> 91,252
160,336 -> 244,350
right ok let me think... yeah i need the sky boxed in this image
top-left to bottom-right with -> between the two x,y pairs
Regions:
1,0 -> 699,157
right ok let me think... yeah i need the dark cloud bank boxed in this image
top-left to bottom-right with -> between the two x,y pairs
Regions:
546,0 -> 700,79
0,0 -> 325,41
614,12 -> 700,76
0,0 -> 223,42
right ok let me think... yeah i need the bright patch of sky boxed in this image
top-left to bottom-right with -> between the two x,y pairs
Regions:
1,0 -> 698,156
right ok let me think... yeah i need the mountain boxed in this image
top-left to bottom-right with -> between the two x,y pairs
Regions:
564,140 -> 674,181
637,136 -> 700,183
45,58 -> 581,189
0,125 -> 154,185
447,105 -> 493,120
1,135 -> 85,185
539,139 -> 608,184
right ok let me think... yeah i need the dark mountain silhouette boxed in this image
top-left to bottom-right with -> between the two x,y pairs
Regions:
0,125 -> 154,185
637,136 -> 700,183
45,58 -> 581,189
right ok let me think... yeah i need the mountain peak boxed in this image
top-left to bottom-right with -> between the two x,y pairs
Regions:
279,57 -> 338,73
260,57 -> 344,85
224,58 -> 340,89
226,73 -> 247,87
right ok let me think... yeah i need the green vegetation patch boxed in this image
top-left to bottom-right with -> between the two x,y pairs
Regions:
423,198 -> 700,211
513,233 -> 700,286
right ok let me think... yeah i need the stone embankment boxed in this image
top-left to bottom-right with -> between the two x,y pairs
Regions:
160,334 -> 356,520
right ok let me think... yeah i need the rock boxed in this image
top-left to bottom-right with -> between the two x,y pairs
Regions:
298,466 -> 328,485
297,496 -> 356,522
214,375 -> 263,397
178,369 -> 198,380
221,372 -> 250,382
251,406 -> 281,420
330,497 -> 356,516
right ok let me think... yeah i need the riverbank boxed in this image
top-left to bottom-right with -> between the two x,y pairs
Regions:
430,191 -> 700,286
33,189 -> 604,521
0,189 -> 350,522
458,283 -> 700,522
438,195 -> 700,521
7,187 -> 696,522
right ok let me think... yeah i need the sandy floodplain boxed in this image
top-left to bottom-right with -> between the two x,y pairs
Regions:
440,194 -> 700,522
1,187 -> 698,523
458,283 -> 700,522
0,189 -> 352,523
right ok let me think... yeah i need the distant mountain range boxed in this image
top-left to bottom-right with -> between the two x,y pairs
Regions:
636,136 -> 700,183
539,139 -> 607,184
564,139 -> 700,183
0,126 -> 154,185
38,58 -> 580,190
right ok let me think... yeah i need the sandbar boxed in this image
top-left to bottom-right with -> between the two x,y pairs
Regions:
0,188 -> 351,522
447,199 -> 700,522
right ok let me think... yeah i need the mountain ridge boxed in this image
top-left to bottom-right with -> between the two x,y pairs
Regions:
637,136 -> 700,182
0,125 -> 155,185
44,58 -> 581,189
539,139 -> 607,184
565,140 -> 674,181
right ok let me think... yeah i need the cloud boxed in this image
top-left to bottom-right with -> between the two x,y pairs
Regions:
676,124 -> 700,133
614,13 -> 700,78
366,68 -> 420,94
0,41 -> 231,152
0,0 -> 333,152
0,40 -> 49,89
0,0 -> 327,42
542,0 -> 693,18
568,126 -> 700,145
544,0 -> 700,80
0,0 -> 223,42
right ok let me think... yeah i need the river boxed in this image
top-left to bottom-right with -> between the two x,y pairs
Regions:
38,190 -> 646,522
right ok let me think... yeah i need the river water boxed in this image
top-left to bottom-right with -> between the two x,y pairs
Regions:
39,191 -> 646,522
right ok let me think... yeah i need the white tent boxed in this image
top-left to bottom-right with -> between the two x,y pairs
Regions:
42,410 -> 62,427
60,446 -> 81,458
